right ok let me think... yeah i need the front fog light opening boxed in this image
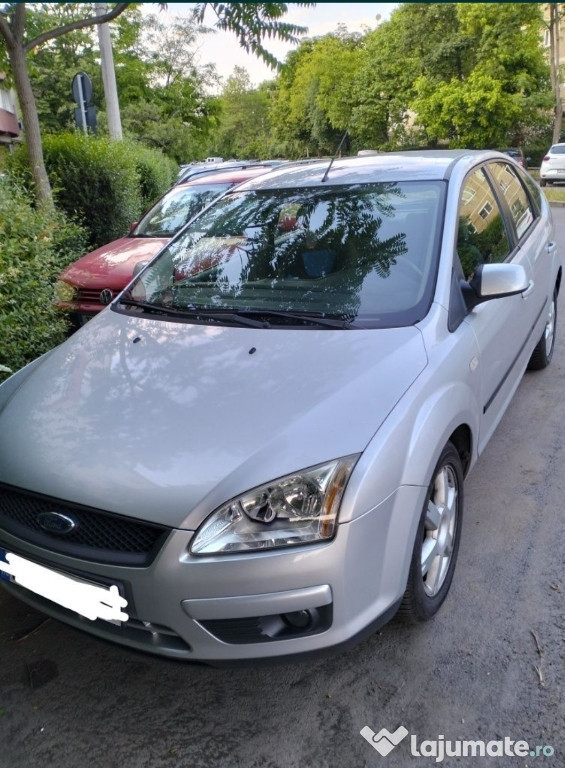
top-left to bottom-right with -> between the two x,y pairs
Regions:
282,609 -> 313,630
199,604 -> 333,644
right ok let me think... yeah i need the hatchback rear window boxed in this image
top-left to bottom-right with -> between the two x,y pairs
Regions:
550,145 -> 565,154
134,183 -> 231,238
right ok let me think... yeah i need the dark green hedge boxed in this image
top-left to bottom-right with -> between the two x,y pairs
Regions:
0,176 -> 88,382
9,134 -> 176,248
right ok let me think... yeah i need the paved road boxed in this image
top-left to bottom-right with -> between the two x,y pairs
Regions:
2,211 -> 565,768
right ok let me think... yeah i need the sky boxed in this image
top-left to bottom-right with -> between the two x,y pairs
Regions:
147,3 -> 398,88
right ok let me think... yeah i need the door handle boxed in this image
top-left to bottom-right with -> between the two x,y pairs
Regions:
522,280 -> 535,298
547,241 -> 557,254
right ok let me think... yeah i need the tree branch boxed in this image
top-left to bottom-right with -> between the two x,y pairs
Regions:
24,2 -> 131,53
0,14 -> 15,49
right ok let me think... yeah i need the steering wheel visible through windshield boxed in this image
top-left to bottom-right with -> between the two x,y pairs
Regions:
120,181 -> 445,329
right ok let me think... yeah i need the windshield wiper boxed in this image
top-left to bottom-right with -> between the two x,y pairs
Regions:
119,300 -> 354,329
118,300 -> 267,328
234,309 -> 355,329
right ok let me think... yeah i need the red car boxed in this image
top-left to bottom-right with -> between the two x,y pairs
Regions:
54,166 -> 273,326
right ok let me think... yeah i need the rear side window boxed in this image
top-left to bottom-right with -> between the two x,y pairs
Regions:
519,169 -> 542,215
488,163 -> 534,240
457,168 -> 511,281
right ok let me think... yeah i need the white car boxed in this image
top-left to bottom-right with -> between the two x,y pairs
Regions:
0,151 -> 560,663
540,143 -> 565,186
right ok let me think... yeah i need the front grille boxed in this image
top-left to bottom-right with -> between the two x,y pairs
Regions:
77,288 -> 104,303
0,484 -> 169,566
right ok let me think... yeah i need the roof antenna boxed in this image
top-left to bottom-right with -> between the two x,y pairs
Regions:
321,130 -> 349,183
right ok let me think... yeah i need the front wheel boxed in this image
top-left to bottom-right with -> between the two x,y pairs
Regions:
528,291 -> 557,371
399,442 -> 464,622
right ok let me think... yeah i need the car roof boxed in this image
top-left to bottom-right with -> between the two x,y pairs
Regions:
177,161 -> 282,184
180,166 -> 274,186
231,149 -> 503,191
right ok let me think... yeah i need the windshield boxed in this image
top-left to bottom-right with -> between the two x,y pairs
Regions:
120,181 -> 444,328
133,183 -> 231,237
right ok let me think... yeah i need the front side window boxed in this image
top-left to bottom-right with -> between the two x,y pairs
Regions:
120,182 -> 445,329
489,162 -> 534,240
457,168 -> 511,281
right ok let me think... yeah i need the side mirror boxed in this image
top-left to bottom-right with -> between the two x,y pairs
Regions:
132,260 -> 149,278
462,263 -> 529,311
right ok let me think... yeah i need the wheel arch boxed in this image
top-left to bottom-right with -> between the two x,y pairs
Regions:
340,381 -> 480,524
448,423 -> 473,477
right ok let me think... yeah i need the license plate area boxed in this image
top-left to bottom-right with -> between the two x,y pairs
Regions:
0,547 -> 129,624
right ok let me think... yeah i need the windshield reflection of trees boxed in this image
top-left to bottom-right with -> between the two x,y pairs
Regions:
146,183 -> 411,320
139,188 -> 226,237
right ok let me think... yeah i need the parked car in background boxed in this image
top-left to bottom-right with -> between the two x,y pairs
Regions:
496,148 -> 528,169
1,151 -> 559,663
540,143 -> 565,186
53,166 -> 274,327
176,160 -> 284,185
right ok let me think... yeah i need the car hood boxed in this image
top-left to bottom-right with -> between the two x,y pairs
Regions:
0,310 -> 428,529
59,236 -> 169,290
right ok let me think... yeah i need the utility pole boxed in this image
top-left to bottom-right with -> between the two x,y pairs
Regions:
549,4 -> 563,144
96,2 -> 122,140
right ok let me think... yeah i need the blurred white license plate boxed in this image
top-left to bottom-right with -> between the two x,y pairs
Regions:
0,548 -> 128,623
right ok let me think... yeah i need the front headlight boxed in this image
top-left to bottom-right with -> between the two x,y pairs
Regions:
53,280 -> 78,304
190,456 -> 359,555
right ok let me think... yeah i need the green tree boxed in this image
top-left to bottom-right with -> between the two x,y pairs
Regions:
270,28 -> 363,156
411,3 -> 550,147
351,4 -> 470,148
207,67 -> 275,158
0,2 -> 313,207
0,2 -> 130,207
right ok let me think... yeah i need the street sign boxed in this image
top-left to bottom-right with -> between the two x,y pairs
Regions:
72,72 -> 93,106
74,106 -> 97,134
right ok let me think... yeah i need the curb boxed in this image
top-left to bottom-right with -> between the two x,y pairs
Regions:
548,201 -> 565,208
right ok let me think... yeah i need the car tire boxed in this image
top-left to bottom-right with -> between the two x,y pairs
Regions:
398,441 -> 463,623
528,291 -> 557,370
540,179 -> 547,187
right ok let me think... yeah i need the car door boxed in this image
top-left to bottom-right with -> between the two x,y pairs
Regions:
455,165 -> 535,453
488,160 -> 555,328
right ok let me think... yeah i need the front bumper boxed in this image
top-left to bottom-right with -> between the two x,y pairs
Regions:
0,484 -> 426,663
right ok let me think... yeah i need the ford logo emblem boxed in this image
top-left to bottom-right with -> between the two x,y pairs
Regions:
37,512 -> 78,535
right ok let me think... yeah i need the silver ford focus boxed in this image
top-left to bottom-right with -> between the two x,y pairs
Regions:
0,151 -> 560,663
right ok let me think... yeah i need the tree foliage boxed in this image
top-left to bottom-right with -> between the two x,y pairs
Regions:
265,2 -> 551,152
192,2 -> 314,69
411,3 -> 550,147
207,66 -> 276,158
0,2 -> 315,206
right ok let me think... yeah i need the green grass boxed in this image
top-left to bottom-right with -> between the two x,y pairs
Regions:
528,169 -> 565,202
542,186 -> 565,203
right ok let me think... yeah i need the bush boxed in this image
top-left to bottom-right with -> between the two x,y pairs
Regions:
0,176 -> 88,382
123,140 -> 177,210
9,134 -> 175,248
